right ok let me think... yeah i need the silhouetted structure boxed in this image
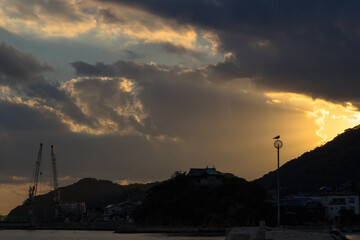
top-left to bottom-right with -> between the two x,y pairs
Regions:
188,167 -> 222,186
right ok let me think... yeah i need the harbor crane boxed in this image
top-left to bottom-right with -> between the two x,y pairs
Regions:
25,143 -> 43,222
51,145 -> 61,219
25,143 -> 62,222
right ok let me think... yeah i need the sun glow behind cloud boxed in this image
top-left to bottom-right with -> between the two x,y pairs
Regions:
265,92 -> 360,144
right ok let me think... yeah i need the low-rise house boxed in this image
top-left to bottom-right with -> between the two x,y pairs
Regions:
279,195 -> 325,225
188,167 -> 223,186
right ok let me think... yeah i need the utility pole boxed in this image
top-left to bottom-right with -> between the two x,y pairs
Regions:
273,138 -> 283,228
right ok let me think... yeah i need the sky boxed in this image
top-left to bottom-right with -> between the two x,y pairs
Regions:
1,0 -> 360,214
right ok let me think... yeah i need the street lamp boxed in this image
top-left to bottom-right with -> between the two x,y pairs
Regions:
274,138 -> 283,228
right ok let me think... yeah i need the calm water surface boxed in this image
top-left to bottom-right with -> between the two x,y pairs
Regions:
0,230 -> 225,240
347,234 -> 360,240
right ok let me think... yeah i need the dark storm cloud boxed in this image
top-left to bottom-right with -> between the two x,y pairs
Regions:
98,0 -> 360,104
0,101 -> 65,132
0,42 -> 51,85
0,42 -> 81,121
71,61 -> 117,77
0,43 -> 147,136
71,57 -> 244,83
27,80 -> 65,101
0,42 -> 94,132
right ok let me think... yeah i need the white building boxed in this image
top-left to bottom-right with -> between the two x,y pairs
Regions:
103,199 -> 141,222
322,194 -> 360,221
61,202 -> 86,215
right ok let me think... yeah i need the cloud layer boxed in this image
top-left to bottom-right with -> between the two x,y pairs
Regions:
5,0 -> 360,105
97,0 -> 360,104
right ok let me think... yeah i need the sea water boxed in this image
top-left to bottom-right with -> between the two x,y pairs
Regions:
347,234 -> 360,240
0,230 -> 224,240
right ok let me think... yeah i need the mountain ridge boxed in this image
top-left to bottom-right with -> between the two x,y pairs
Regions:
254,125 -> 360,194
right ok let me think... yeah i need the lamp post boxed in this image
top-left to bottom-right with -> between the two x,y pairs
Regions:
274,139 -> 283,228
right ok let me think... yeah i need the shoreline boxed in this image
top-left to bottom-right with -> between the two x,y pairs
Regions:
0,222 -> 225,235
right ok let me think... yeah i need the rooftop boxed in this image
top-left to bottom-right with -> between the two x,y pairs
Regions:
188,167 -> 220,177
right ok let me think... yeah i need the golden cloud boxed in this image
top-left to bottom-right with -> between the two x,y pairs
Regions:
61,76 -> 147,135
0,0 -> 96,38
1,77 -> 147,136
0,0 -> 205,51
0,86 -> 10,95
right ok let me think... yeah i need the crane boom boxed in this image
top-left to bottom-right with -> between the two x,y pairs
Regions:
32,143 -> 43,197
50,145 -> 59,191
50,145 -> 61,219
26,143 -> 43,223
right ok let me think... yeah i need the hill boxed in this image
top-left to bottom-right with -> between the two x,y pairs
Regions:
9,178 -> 156,219
132,172 -> 267,226
255,125 -> 360,194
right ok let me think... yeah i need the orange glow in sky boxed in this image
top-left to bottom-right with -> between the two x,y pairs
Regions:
265,92 -> 360,145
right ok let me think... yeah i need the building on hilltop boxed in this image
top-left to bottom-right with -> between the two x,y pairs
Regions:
188,167 -> 223,186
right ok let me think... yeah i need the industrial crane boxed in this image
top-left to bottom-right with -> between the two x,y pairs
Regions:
51,145 -> 61,219
25,143 -> 43,222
